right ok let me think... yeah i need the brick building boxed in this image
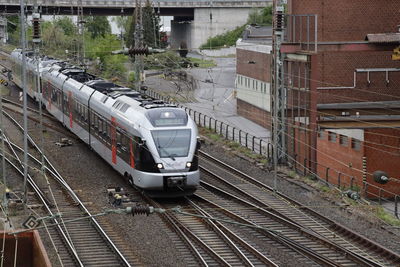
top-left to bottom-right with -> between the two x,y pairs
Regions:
282,0 -> 400,198
235,26 -> 272,130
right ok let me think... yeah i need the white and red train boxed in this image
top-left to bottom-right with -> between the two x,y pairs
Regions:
9,49 -> 200,197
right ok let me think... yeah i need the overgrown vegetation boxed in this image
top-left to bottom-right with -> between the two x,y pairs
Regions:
375,206 -> 400,226
200,5 -> 273,49
199,127 -> 268,164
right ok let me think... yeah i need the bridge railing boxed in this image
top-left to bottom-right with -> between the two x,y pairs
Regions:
0,0 -> 270,7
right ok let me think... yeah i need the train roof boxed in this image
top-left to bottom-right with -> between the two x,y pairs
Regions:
12,48 -> 180,112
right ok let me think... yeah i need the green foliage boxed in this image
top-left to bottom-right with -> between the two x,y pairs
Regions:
143,0 -> 160,48
187,57 -> 216,68
143,51 -> 183,70
54,16 -> 76,36
248,6 -> 273,25
200,25 -> 246,50
126,0 -> 161,48
42,24 -> 70,55
85,34 -> 122,61
85,16 -> 111,39
6,16 -> 19,35
102,54 -> 127,81
200,5 -> 272,49
375,207 -> 400,226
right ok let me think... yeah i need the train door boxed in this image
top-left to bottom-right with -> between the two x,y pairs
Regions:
111,117 -> 117,164
68,91 -> 73,128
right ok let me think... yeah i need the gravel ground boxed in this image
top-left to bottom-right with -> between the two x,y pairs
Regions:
201,140 -> 400,254
2,79 -> 399,266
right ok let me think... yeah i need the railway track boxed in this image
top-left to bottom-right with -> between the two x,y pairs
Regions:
144,196 -> 279,267
0,110 -> 139,266
198,150 -> 400,267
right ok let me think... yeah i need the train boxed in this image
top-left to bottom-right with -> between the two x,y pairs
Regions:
9,49 -> 200,197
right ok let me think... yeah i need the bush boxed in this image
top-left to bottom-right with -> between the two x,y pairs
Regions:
200,25 -> 246,50
199,6 -> 273,49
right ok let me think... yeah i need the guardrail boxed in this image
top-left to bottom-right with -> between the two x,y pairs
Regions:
146,89 -> 273,158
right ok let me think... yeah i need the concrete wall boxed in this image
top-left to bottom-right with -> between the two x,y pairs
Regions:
170,20 -> 192,49
190,7 -> 251,49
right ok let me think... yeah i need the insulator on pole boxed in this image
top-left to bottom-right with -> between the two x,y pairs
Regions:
275,5 -> 284,31
128,46 -> 149,56
32,13 -> 41,43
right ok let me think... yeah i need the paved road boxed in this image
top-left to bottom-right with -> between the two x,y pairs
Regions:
186,53 -> 270,139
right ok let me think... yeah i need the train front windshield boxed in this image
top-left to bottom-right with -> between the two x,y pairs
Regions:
152,129 -> 191,158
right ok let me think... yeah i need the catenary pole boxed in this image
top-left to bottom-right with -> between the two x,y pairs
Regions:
272,0 -> 286,192
20,0 -> 29,204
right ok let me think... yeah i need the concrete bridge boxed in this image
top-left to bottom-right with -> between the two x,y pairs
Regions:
0,0 -> 270,48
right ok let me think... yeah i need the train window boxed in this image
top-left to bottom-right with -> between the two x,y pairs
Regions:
104,123 -> 109,139
146,109 -> 188,127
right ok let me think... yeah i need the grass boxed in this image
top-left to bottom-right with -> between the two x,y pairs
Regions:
188,57 -> 217,68
199,127 -> 268,165
375,206 -> 400,226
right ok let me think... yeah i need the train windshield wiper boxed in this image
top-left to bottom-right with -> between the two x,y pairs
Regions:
158,146 -> 176,161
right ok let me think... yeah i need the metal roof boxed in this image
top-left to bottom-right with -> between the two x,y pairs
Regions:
317,101 -> 400,110
365,33 -> 400,43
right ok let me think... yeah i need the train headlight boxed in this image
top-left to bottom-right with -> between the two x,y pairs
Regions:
157,163 -> 164,169
186,162 -> 192,168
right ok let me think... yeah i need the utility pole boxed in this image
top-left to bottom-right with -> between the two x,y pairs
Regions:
0,63 -> 7,214
32,1 -> 45,176
133,0 -> 145,92
271,0 -> 286,192
77,0 -> 85,68
20,0 -> 29,204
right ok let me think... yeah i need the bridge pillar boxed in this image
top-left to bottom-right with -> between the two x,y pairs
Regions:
0,16 -> 6,44
170,8 -> 251,50
170,17 -> 192,49
194,7 -> 251,49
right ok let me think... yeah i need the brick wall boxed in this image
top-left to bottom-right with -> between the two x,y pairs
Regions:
364,128 -> 400,197
237,48 -> 271,82
316,50 -> 400,104
289,122 -> 312,175
289,0 -> 400,42
316,131 -> 364,188
237,98 -> 272,130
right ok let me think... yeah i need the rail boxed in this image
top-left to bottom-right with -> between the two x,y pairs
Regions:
2,110 -> 132,266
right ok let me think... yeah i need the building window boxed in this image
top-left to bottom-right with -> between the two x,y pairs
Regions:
351,138 -> 361,151
339,135 -> 348,147
318,130 -> 324,139
328,132 -> 336,143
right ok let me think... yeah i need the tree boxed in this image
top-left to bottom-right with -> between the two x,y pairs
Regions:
247,6 -> 273,26
85,16 -> 111,39
54,16 -> 76,36
142,0 -> 160,48
126,0 -> 161,48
